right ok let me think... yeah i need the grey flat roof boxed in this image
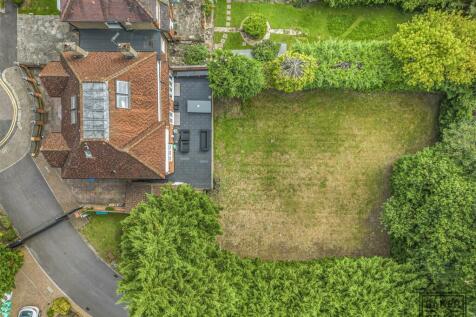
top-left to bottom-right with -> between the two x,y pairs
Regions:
169,73 -> 213,189
78,29 -> 162,54
187,100 -> 211,113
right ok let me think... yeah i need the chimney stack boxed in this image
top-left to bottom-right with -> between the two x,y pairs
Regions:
118,43 -> 138,59
63,42 -> 89,59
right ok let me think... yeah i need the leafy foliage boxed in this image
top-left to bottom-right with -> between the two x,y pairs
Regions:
251,40 -> 280,62
439,86 -> 476,131
183,44 -> 209,65
0,245 -> 23,294
119,185 -> 427,316
208,49 -> 265,100
47,297 -> 71,317
268,52 -> 317,93
322,0 -> 471,11
440,120 -> 476,180
242,14 -> 268,39
390,10 -> 476,90
202,0 -> 213,18
382,148 -> 476,307
293,40 -> 407,91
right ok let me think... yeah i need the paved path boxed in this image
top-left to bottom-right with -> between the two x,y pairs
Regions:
0,156 -> 128,317
0,0 -> 17,71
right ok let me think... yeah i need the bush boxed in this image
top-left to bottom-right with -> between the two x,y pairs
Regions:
47,297 -> 71,317
202,0 -> 213,18
251,40 -> 280,62
390,10 -> 476,90
12,0 -> 23,6
119,185 -> 427,316
439,120 -> 476,180
183,44 -> 208,65
242,14 -> 268,39
268,52 -> 317,93
438,87 -> 476,132
0,245 -> 23,295
208,49 -> 265,100
293,40 -> 408,91
382,148 -> 476,307
322,0 -> 463,11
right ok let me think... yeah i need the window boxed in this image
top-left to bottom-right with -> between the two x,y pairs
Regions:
200,130 -> 210,152
71,95 -> 77,124
105,22 -> 123,29
160,35 -> 166,54
169,111 -> 174,125
116,80 -> 130,109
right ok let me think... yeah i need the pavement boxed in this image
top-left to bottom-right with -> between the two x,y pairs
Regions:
0,0 -> 17,71
12,248 -> 89,316
0,66 -> 128,317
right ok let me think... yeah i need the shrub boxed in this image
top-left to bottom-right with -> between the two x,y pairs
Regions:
183,44 -> 208,65
12,0 -> 23,6
208,49 -> 265,100
119,185 -> 427,316
438,88 -> 476,132
47,297 -> 71,317
242,14 -> 268,39
439,120 -> 476,180
268,52 -> 317,93
390,10 -> 476,90
202,0 -> 213,18
251,40 -> 280,62
322,0 -> 463,11
0,245 -> 23,295
293,40 -> 407,91
382,148 -> 476,303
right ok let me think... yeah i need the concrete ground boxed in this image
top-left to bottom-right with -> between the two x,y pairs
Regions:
17,14 -> 77,65
12,248 -> 89,317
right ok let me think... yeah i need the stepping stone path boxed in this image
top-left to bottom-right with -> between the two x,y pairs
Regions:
214,0 -> 302,49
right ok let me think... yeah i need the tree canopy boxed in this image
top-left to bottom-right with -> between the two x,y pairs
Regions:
390,10 -> 476,90
208,50 -> 265,100
382,148 -> 476,299
0,245 -> 23,294
119,185 -> 426,316
268,52 -> 317,93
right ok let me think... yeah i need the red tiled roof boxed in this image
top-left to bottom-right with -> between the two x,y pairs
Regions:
61,0 -> 155,23
40,50 -> 171,179
42,132 -> 70,151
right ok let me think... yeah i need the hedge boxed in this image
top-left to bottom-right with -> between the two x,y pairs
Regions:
293,40 -> 409,91
119,185 -> 427,316
322,0 -> 464,11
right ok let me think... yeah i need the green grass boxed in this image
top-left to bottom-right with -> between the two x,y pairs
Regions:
214,32 -> 224,44
215,2 -> 410,48
0,0 -> 5,10
19,0 -> 59,15
214,90 -> 439,260
224,32 -> 252,50
81,214 -> 128,264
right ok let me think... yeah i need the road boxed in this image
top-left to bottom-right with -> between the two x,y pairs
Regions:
0,0 -> 17,71
0,155 -> 128,317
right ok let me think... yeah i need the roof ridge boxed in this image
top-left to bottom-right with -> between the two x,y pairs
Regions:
124,121 -> 164,151
60,0 -> 75,21
108,133 -> 165,178
131,0 -> 155,22
104,52 -> 157,82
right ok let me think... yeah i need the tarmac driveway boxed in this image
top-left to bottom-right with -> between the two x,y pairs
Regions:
0,0 -> 17,71
0,155 -> 128,317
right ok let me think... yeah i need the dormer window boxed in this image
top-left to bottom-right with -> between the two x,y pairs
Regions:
116,80 -> 130,109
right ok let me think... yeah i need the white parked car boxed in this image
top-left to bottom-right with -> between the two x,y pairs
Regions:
18,306 -> 40,317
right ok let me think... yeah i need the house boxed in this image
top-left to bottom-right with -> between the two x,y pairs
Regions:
39,0 -> 213,189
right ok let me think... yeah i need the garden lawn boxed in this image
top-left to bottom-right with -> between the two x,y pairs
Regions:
19,0 -> 59,15
214,90 -> 439,260
81,213 -> 127,264
214,2 -> 410,48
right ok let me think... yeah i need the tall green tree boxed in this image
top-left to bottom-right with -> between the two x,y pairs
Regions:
208,50 -> 265,100
0,245 -> 23,294
119,185 -> 426,316
390,10 -> 476,90
383,148 -> 476,295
